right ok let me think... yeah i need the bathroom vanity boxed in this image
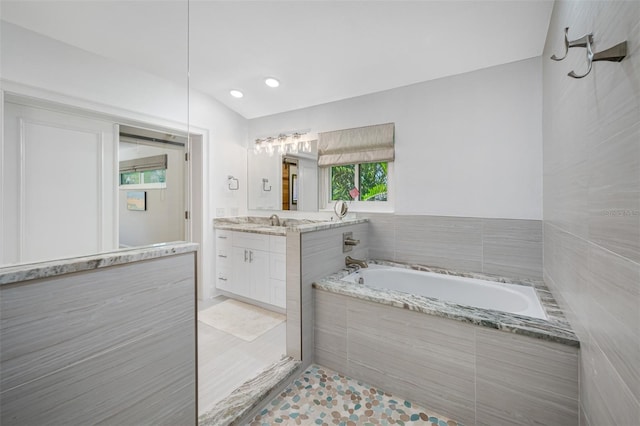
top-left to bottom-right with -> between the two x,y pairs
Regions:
215,228 -> 286,309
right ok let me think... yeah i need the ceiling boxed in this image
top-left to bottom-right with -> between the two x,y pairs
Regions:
1,1 -> 554,119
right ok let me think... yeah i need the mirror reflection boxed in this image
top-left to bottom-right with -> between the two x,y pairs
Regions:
247,143 -> 318,212
0,2 -> 189,267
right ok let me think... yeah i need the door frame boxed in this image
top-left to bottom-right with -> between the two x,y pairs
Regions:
1,80 -> 207,293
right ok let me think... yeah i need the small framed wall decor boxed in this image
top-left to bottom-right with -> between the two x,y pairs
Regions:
127,191 -> 146,211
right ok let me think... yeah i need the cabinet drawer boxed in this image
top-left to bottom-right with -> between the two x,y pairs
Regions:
216,267 -> 232,291
215,230 -> 232,249
269,235 -> 286,255
232,231 -> 269,251
216,247 -> 231,262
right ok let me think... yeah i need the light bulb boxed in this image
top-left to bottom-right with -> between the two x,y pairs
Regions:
265,77 -> 280,88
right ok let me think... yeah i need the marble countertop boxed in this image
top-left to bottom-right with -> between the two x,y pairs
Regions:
199,356 -> 301,426
0,242 -> 198,286
214,216 -> 368,236
314,260 -> 579,347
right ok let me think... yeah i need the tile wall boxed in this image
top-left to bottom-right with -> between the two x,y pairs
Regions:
0,253 -> 197,425
289,222 -> 369,364
367,214 -> 543,281
315,290 -> 579,426
542,1 -> 640,424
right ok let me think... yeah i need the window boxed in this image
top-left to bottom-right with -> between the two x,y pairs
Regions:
119,154 -> 168,189
330,162 -> 388,202
120,169 -> 166,186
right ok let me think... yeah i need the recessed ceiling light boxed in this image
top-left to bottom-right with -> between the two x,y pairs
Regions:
230,90 -> 244,98
265,77 -> 280,88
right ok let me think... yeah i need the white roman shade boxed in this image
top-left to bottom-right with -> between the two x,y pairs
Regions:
119,154 -> 168,173
317,122 -> 394,167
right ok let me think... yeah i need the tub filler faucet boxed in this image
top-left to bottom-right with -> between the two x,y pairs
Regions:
345,256 -> 368,269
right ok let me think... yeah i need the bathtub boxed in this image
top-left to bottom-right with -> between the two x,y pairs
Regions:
314,261 -> 579,425
342,263 -> 546,320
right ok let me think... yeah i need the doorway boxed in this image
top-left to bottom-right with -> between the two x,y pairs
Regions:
118,125 -> 187,248
281,157 -> 298,211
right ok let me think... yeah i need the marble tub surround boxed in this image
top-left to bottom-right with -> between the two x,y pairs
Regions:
214,216 -> 368,236
0,241 -> 198,285
249,364 -> 461,426
199,356 -> 301,426
314,289 -> 580,425
314,259 -> 578,347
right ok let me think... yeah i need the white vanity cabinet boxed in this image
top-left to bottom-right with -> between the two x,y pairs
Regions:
215,229 -> 286,309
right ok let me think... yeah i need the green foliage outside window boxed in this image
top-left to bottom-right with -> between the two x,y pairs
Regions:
330,162 -> 387,202
120,169 -> 166,186
359,162 -> 388,201
331,164 -> 355,201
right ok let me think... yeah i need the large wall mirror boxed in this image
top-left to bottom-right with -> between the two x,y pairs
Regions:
0,1 -> 190,266
247,142 -> 319,212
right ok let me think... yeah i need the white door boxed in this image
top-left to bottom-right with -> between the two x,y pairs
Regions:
297,157 -> 318,212
2,101 -> 117,265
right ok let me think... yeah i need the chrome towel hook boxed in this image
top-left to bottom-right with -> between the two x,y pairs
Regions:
568,39 -> 627,79
551,27 -> 593,61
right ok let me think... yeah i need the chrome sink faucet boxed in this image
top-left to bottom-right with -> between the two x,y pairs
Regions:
345,256 -> 368,268
269,214 -> 280,226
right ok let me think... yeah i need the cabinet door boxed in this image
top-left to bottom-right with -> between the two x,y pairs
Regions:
248,249 -> 269,304
270,279 -> 286,309
269,253 -> 286,280
231,246 -> 251,297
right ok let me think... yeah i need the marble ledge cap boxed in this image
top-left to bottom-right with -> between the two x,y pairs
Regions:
0,241 -> 198,286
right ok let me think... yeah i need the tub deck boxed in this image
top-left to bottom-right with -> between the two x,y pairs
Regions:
313,260 -> 580,425
313,259 -> 578,346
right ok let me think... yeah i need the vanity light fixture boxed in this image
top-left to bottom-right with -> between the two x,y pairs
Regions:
254,131 -> 311,156
264,77 -> 280,88
230,89 -> 244,98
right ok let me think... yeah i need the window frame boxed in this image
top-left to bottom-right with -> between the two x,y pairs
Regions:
119,168 -> 167,190
319,161 -> 394,213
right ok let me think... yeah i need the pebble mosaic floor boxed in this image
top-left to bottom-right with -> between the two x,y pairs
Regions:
248,364 -> 462,426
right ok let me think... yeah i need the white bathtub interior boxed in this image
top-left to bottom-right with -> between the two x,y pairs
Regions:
343,264 -> 546,320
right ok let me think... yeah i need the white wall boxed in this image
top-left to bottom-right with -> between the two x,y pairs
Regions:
1,22 -> 249,299
188,89 -> 248,299
249,57 -> 543,220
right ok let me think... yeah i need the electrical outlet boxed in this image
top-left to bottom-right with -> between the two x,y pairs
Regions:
230,207 -> 239,216
216,208 -> 226,217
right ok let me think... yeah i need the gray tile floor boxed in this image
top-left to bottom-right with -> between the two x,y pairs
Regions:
198,296 -> 286,415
